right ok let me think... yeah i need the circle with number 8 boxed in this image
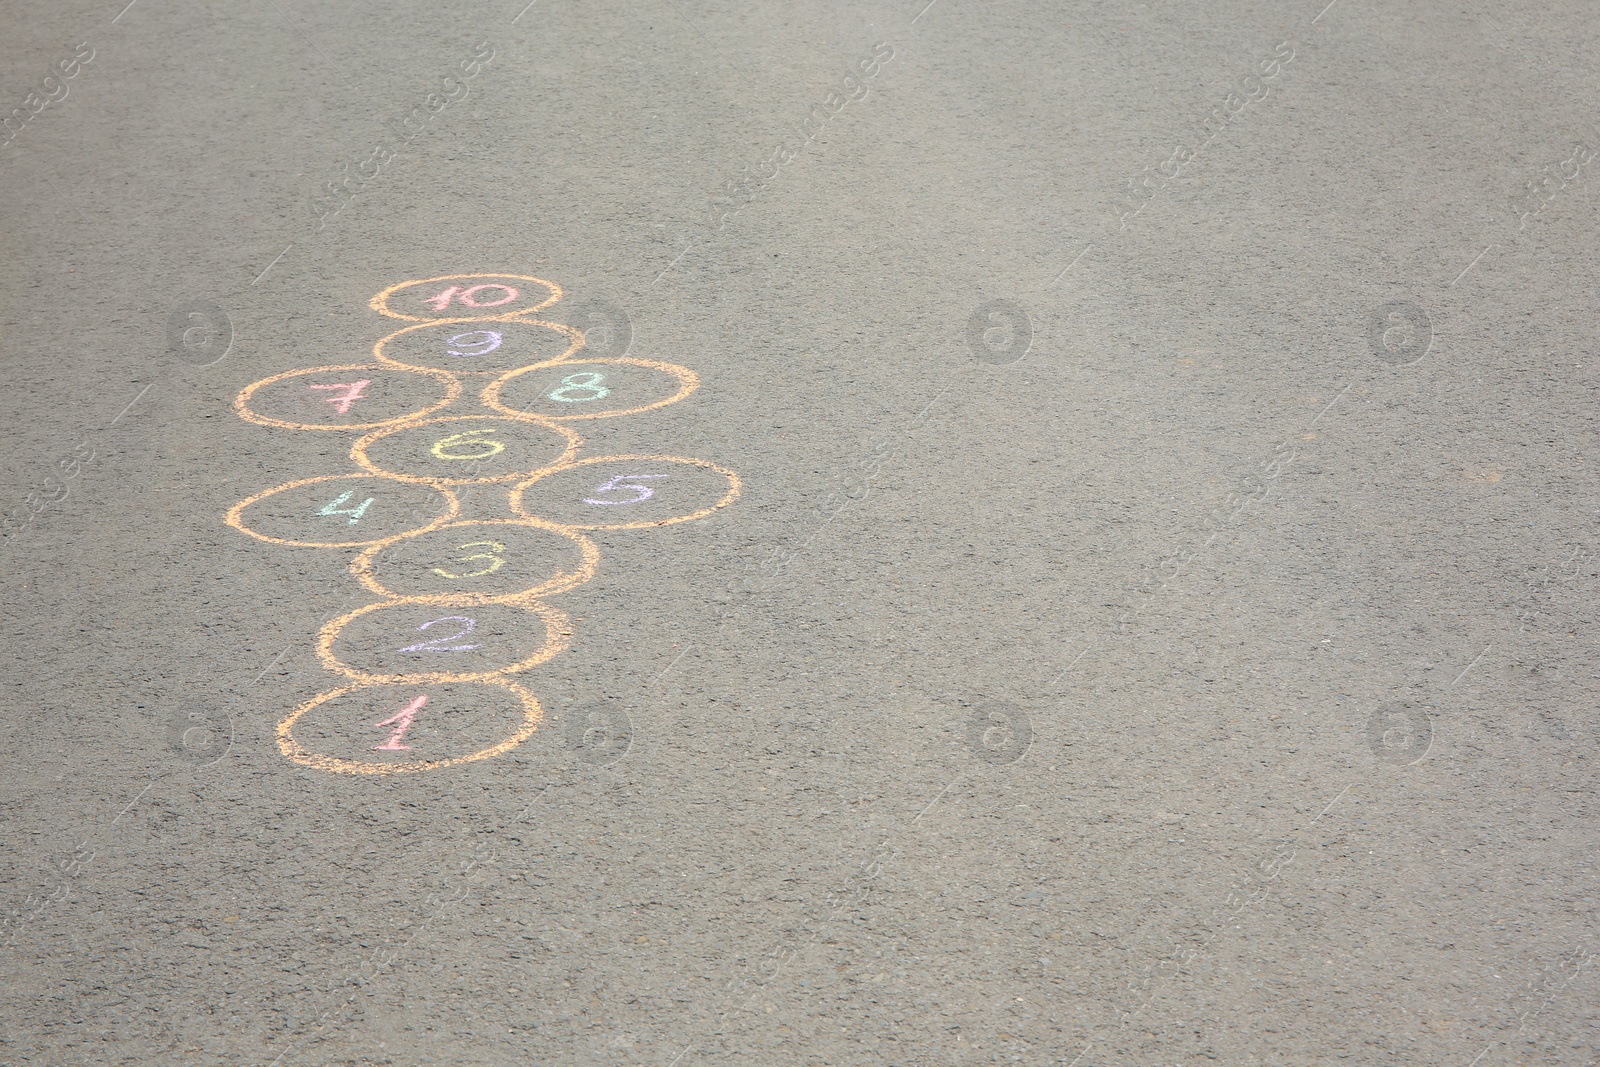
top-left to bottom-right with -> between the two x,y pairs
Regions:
351,415 -> 582,486
482,358 -> 699,422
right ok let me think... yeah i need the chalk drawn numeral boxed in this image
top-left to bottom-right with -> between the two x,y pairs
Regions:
318,490 -> 374,525
446,330 -> 503,357
584,473 -> 667,505
398,616 -> 482,652
423,284 -> 519,311
308,379 -> 371,415
373,694 -> 426,750
432,541 -> 506,579
548,372 -> 610,403
431,429 -> 504,460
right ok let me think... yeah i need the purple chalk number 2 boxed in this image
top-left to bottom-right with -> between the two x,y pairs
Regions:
399,615 -> 482,652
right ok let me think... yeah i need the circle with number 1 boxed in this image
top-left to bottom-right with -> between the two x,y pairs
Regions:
279,677 -> 544,774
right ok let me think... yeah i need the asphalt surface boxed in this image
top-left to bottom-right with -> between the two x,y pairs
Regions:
2,1 -> 1598,1064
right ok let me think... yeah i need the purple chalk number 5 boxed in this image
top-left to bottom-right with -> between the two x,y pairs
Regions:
583,473 -> 667,506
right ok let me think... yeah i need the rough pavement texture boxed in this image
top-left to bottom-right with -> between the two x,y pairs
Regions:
1,1 -> 1597,1064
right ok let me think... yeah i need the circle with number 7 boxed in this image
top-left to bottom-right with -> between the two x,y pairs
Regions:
511,454 -> 741,530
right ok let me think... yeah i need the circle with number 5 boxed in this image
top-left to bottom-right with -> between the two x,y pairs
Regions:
351,414 -> 582,485
511,455 -> 741,530
481,358 -> 699,422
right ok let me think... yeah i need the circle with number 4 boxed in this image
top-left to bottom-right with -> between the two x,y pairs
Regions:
226,474 -> 460,549
318,597 -> 572,684
350,517 -> 599,603
351,414 -> 582,486
278,677 -> 544,774
511,455 -> 741,530
481,358 -> 698,422
369,274 -> 562,322
236,364 -> 461,431
375,318 -> 585,376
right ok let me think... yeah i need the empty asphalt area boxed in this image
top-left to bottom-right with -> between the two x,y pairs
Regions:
2,1 -> 1597,1064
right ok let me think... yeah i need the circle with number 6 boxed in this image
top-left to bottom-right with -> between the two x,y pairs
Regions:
351,414 -> 582,486
511,454 -> 741,530
278,677 -> 544,775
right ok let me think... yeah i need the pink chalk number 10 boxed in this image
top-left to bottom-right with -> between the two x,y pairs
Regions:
424,285 -> 519,311
373,694 -> 426,751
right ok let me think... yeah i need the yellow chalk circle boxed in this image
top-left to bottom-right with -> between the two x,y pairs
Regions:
317,596 -> 572,684
234,364 -> 462,432
349,516 -> 600,603
226,474 -> 461,549
375,317 -> 586,376
369,274 -> 562,322
511,454 -> 741,531
350,414 -> 582,486
278,677 -> 544,775
481,357 -> 699,422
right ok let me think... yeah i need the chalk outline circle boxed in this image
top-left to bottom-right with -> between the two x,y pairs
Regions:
350,414 -> 583,487
278,676 -> 543,775
481,357 -> 700,422
510,454 -> 742,531
317,596 -> 572,684
226,473 -> 462,549
369,274 -> 563,322
374,317 -> 586,375
349,515 -> 600,603
234,363 -> 462,432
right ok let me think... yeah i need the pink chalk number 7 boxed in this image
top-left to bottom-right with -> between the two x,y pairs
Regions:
373,694 -> 426,751
309,379 -> 371,415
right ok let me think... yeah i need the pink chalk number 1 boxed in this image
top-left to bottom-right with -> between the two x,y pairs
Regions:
373,694 -> 426,751
423,284 -> 519,311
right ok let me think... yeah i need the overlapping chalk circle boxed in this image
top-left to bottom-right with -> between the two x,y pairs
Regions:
226,272 -> 739,774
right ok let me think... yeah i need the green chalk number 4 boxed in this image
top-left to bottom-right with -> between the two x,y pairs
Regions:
319,491 -> 374,525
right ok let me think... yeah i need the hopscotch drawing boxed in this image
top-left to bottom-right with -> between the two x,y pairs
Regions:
226,274 -> 740,774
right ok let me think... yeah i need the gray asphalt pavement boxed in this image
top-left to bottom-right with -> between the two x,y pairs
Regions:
2,1 -> 1598,1064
